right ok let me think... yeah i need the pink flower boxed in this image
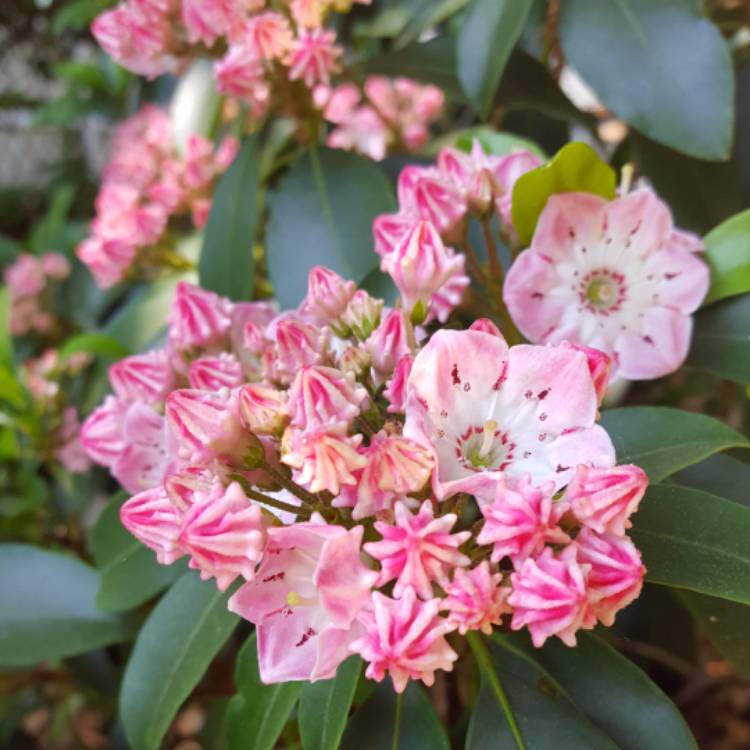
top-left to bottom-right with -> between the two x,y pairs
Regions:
120,486 -> 184,565
56,408 -> 92,474
286,365 -> 367,431
382,220 -> 465,318
503,189 -> 710,380
341,289 -> 383,340
244,11 -> 293,60
491,150 -> 543,227
238,383 -> 288,435
559,342 -> 611,406
76,236 -> 137,289
327,107 -> 390,161
426,271 -> 470,324
288,28 -> 342,88
179,481 -> 266,591
383,355 -> 413,414
508,545 -> 596,647
302,266 -> 356,326
214,44 -> 270,117
282,423 -> 366,495
334,431 -> 434,519
477,476 -> 570,568
397,166 -> 467,237
274,316 -> 329,383
469,318 -> 504,337
167,282 -> 233,351
164,465 -> 216,512
404,329 -> 615,500
229,519 -> 377,683
364,309 -> 417,383
109,350 -> 174,405
372,211 -> 415,259
188,353 -> 245,390
350,587 -> 457,693
181,0 -> 241,46
364,501 -> 470,599
38,253 -> 69,281
80,395 -> 127,468
322,83 -> 360,122
442,562 -> 508,635
575,528 -> 645,626
566,464 -> 648,536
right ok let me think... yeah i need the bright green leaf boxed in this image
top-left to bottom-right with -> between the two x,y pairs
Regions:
511,142 -> 616,246
600,406 -> 749,482
632,484 -> 750,603
267,146 -> 395,308
0,544 -> 136,667
427,126 -> 544,158
457,0 -> 535,118
299,656 -> 361,750
120,572 -> 238,750
199,136 -> 259,301
226,632 -> 302,750
703,209 -> 750,303
673,453 -> 750,507
59,332 -> 129,362
0,287 -> 13,369
559,0 -> 734,160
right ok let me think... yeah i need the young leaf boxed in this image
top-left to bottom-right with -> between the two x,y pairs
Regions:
199,135 -> 259,301
511,142 -> 616,246
0,544 -> 136,667
457,0 -> 535,118
266,146 -> 395,308
299,656 -> 361,750
120,572 -> 238,750
59,332 -> 130,362
226,632 -> 302,750
599,406 -> 749,481
559,0 -> 734,160
673,453 -> 750,507
702,209 -> 750,304
632,484 -> 750,603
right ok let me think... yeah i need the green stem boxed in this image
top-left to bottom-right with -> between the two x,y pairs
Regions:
481,219 -> 503,283
228,474 -> 305,516
466,632 -> 527,750
391,691 -> 403,750
260,460 -> 320,508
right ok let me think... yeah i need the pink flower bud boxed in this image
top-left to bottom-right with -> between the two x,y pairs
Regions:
79,395 -> 126,468
164,466 -> 217,512
288,28 -> 342,88
372,211 -> 415,259
274,316 -> 329,383
167,281 -> 233,351
341,290 -> 383,341
214,45 -> 270,117
181,0 -> 240,46
109,350 -> 174,405
566,464 -> 648,536
303,266 -> 356,325
323,83 -> 360,123
40,252 -> 71,280
245,11 -> 294,61
238,383 -> 289,435
4,254 -> 45,297
120,487 -> 184,565
364,309 -> 416,383
397,166 -> 467,237
469,318 -> 504,338
442,562 -> 509,635
383,355 -> 413,413
338,346 -> 372,378
188,353 -> 245,391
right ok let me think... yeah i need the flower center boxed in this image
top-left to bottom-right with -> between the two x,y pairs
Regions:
579,269 -> 625,313
457,419 -> 515,472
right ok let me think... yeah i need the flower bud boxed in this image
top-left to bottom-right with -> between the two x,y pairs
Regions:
188,353 -> 245,391
365,309 -> 416,383
303,266 -> 357,325
167,281 -> 233,351
120,487 -> 184,565
109,350 -> 175,405
341,290 -> 383,341
238,383 -> 288,435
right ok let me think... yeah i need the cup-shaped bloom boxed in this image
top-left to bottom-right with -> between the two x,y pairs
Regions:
503,189 -> 710,380
238,383 -> 289,435
397,166 -> 467,237
188,353 -> 244,391
302,266 -> 356,326
229,519 -> 377,682
79,395 -> 127,468
566,464 -> 648,536
404,329 -> 616,500
364,309 -> 417,384
121,486 -> 184,565
575,528 -> 645,626
274,316 -> 329,383
286,365 -> 367,431
442,562 -> 509,635
364,501 -> 470,599
508,546 -> 596,647
383,355 -> 413,414
382,220 -> 465,317
341,290 -> 383,341
477,476 -> 571,569
167,281 -> 233,351
109,350 -> 174,405
350,587 -> 458,693
178,482 -> 266,591
288,28 -> 342,88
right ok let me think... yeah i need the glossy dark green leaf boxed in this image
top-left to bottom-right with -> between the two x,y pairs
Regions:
559,0 -> 734,159
466,634 -> 618,749
340,680 -> 449,750
702,209 -> 750,304
457,0 -> 535,118
511,142 -> 616,246
688,294 -> 750,384
600,406 -> 749,481
226,632 -> 302,750
199,135 -> 259,301
673,453 -> 750,507
632,484 -> 750,603
677,590 -> 750,679
120,572 -> 238,750
395,0 -> 469,48
299,656 -> 361,750
523,632 -> 698,750
0,544 -> 136,667
59,332 -> 129,362
267,146 -> 395,308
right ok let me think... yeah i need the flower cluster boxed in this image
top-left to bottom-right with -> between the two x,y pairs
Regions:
76,105 -> 238,288
315,76 -> 444,161
84,263 -> 647,692
4,252 -> 71,336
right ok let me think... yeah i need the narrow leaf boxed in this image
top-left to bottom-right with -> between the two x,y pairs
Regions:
0,287 -> 13,369
703,209 -> 750,303
59,332 -> 130,362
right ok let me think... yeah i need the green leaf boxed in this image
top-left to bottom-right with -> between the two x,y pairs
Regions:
226,632 -> 302,750
199,136 -> 259,301
395,0 -> 470,49
52,0 -> 116,32
28,183 -> 76,252
0,287 -> 13,369
120,572 -> 238,750
703,209 -> 750,304
91,495 -> 184,612
457,0 -> 535,119
673,453 -> 750,507
267,146 -> 395,308
59,332 -> 130,362
299,656 -> 361,750
466,634 -> 618,750
427,127 -> 545,158
340,680 -> 450,750
524,632 -> 698,750
688,294 -> 750,384
600,406 -> 749,482
0,544 -> 136,667
677,590 -> 750,679
559,0 -> 734,160
632,484 -> 750,603
511,142 -> 616,246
